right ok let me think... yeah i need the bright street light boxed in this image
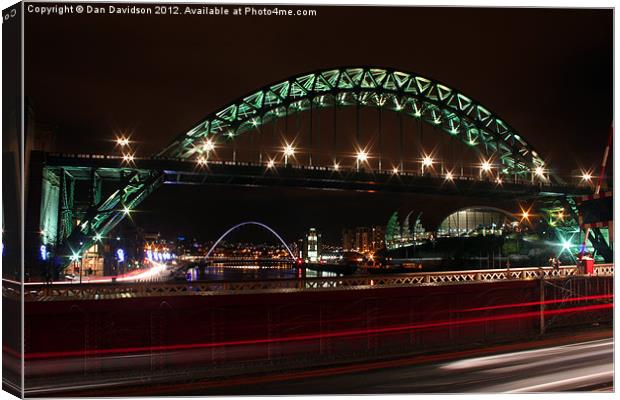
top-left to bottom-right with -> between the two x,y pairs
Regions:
283,143 -> 295,165
122,206 -> 131,215
480,160 -> 492,172
283,144 -> 295,157
203,138 -> 215,152
333,162 -> 340,171
535,166 -> 545,177
582,172 -> 592,181
520,209 -> 530,222
422,156 -> 433,167
196,157 -> 207,166
116,137 -> 130,147
122,154 -> 134,163
267,159 -> 275,168
445,171 -> 453,181
356,150 -> 368,172
393,167 -> 399,174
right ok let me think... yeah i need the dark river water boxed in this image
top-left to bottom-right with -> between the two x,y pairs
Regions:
182,263 -> 347,282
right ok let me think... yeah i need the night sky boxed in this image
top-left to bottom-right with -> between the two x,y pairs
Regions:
24,5 -> 613,244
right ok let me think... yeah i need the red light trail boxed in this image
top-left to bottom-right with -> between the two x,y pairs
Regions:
461,294 -> 613,312
22,302 -> 612,361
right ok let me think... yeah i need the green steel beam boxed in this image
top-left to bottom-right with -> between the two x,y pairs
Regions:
55,170 -> 164,269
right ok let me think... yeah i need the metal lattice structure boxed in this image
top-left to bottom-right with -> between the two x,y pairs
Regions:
548,196 -> 612,262
56,170 -> 164,260
158,66 -> 548,180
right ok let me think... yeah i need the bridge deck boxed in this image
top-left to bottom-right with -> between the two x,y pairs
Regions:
5,265 -> 613,302
42,152 -> 592,197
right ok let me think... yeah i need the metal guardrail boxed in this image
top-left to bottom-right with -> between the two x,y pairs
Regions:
45,152 -> 591,193
3,264 -> 613,302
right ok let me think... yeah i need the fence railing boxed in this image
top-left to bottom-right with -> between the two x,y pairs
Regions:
4,264 -> 613,302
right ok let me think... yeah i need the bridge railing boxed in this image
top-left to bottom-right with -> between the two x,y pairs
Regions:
5,264 -> 613,302
46,152 -> 588,191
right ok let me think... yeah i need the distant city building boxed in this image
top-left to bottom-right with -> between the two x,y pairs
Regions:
303,228 -> 322,262
355,227 -> 371,253
342,226 -> 385,253
342,228 -> 355,251
385,211 -> 427,250
371,225 -> 385,251
436,207 -> 515,238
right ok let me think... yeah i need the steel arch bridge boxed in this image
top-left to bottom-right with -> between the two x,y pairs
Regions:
205,221 -> 295,260
158,66 -> 547,178
51,66 -> 572,269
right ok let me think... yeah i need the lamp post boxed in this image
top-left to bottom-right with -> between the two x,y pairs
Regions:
421,156 -> 433,174
203,138 -> 215,161
283,144 -> 295,166
480,160 -> 492,179
356,150 -> 368,172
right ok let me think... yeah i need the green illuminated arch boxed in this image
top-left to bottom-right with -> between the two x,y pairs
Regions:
158,66 -> 548,178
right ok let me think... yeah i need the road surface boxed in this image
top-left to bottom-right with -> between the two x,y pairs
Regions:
25,334 -> 612,396
188,337 -> 614,394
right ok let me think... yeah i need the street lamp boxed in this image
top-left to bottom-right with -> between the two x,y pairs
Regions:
535,166 -> 545,177
122,153 -> 134,163
422,155 -> 433,173
203,138 -> 215,152
333,162 -> 340,171
533,166 -> 546,183
70,252 -> 82,283
267,159 -> 275,168
202,138 -> 215,161
393,167 -> 399,174
445,171 -> 454,181
519,206 -> 532,224
116,136 -> 130,147
283,143 -> 295,165
356,150 -> 368,171
480,160 -> 492,173
581,171 -> 592,182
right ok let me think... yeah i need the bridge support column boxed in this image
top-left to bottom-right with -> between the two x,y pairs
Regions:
88,168 -> 101,207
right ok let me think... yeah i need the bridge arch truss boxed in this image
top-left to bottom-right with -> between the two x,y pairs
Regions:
159,67 -> 548,180
205,221 -> 296,260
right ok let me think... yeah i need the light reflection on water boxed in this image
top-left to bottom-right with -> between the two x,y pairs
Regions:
185,262 -> 344,282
